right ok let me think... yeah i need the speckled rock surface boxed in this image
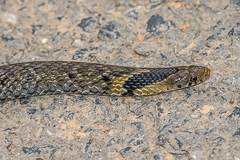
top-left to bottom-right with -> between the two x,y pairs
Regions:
0,0 -> 239,159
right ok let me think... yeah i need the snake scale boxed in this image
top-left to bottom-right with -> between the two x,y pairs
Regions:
0,61 -> 210,102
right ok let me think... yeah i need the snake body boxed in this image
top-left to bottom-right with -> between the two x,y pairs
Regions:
0,61 -> 210,102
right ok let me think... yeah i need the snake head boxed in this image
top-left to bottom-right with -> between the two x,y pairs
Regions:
169,66 -> 210,90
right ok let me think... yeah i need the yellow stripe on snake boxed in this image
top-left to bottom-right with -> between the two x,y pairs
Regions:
0,61 -> 210,102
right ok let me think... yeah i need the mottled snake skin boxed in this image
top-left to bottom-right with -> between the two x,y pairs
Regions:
0,61 -> 210,102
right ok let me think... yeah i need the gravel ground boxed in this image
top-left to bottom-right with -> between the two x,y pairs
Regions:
0,0 -> 240,159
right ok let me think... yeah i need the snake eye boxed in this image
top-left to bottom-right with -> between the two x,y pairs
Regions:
193,77 -> 197,82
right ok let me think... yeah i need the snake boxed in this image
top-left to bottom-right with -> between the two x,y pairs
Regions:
0,61 -> 210,102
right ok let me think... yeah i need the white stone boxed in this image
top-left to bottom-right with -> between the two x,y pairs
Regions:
1,13 -> 17,24
41,38 -> 48,44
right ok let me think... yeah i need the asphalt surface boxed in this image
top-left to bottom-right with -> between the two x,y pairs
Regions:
0,0 -> 239,159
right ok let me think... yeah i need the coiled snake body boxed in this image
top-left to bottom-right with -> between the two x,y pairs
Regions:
0,61 -> 210,102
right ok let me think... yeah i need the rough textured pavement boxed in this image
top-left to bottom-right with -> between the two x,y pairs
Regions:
0,0 -> 240,159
